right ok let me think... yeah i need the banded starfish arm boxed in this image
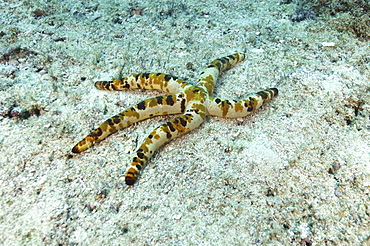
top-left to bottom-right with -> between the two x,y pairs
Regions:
196,53 -> 245,95
95,73 -> 192,94
72,93 -> 186,153
206,88 -> 278,118
125,103 -> 207,185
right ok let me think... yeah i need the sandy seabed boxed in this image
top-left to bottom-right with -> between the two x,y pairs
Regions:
0,0 -> 369,245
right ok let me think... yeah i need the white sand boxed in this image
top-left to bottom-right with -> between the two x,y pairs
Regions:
0,0 -> 369,245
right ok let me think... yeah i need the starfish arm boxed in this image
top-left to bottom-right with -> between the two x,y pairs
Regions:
124,104 -> 207,185
196,53 -> 245,95
95,73 -> 192,94
207,88 -> 278,118
71,93 -> 186,153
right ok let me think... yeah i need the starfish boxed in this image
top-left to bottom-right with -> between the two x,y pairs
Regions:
72,53 -> 278,185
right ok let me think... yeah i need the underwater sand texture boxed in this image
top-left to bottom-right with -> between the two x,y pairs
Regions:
0,0 -> 369,245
